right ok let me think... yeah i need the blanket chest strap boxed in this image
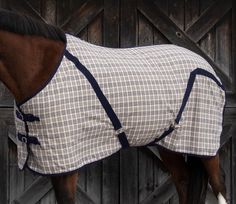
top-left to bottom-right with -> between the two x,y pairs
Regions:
65,50 -> 130,149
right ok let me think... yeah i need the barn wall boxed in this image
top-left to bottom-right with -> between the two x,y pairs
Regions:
0,0 -> 235,204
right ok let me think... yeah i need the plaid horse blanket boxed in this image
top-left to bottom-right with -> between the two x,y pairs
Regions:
14,34 -> 225,175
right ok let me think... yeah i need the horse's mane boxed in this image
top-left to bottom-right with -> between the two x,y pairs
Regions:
0,9 -> 66,43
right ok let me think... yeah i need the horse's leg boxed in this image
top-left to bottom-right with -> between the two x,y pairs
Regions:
201,154 -> 227,204
51,172 -> 78,204
158,148 -> 189,204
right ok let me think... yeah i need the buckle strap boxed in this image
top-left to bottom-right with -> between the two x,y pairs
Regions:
115,129 -> 130,148
148,68 -> 225,145
17,133 -> 40,145
65,50 -> 130,149
16,110 -> 40,122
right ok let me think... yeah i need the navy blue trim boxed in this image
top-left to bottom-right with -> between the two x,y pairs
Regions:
16,110 -> 40,122
148,68 -> 224,145
148,126 -> 175,146
17,133 -> 40,145
23,150 -> 122,176
16,106 -> 41,169
65,50 -> 129,148
22,143 -> 218,176
117,132 -> 130,148
175,68 -> 224,125
16,42 -> 67,107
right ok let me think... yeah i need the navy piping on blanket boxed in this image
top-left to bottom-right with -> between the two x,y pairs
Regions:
65,50 -> 130,148
147,68 -> 224,146
15,108 -> 41,146
15,106 -> 41,169
15,49 -> 224,150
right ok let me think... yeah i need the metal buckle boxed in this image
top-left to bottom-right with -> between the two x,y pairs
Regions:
21,136 -> 28,144
16,110 -> 24,121
170,122 -> 181,129
115,128 -> 124,135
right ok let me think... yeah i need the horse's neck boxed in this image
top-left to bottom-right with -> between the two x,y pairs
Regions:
0,31 -> 65,103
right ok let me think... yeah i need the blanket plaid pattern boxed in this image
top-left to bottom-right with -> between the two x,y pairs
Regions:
14,34 -> 225,175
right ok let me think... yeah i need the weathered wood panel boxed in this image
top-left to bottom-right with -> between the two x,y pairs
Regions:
0,121 -> 8,204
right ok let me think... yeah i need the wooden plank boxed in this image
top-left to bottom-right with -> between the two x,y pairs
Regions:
0,108 -> 14,122
9,141 -> 25,203
154,0 -> 168,15
102,153 -> 119,204
138,12 -> 153,46
77,166 -> 86,196
219,140 -> 232,203
140,176 -> 176,204
0,0 -> 6,8
146,146 -> 168,171
120,0 -> 137,47
61,0 -> 103,35
153,27 -> 169,44
0,121 -> 8,204
138,0 -> 230,89
186,0 -> 231,42
120,148 -> 138,204
12,177 -> 52,204
199,28 -> 215,60
8,126 -> 17,145
169,194 -> 179,204
138,148 -> 154,202
185,0 -> 200,30
232,1 -> 236,202
103,0 -> 119,48
168,0 -> 184,30
86,162 -> 102,204
39,190 -> 56,204
232,0 -> 236,95
26,0 -> 41,13
153,157 -> 170,195
232,122 -> 236,204
216,13 -> 231,78
24,168 -> 38,193
0,83 -> 13,107
41,0 -> 56,24
56,0 -> 72,25
153,0 -> 169,45
220,124 -> 233,147
57,0 -> 88,25
9,0 -> 45,22
78,27 -> 88,41
199,0 -> 216,13
76,184 -> 96,204
88,13 -> 103,45
148,146 -> 170,197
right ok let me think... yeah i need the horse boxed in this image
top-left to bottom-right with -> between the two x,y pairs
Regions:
0,9 -> 227,204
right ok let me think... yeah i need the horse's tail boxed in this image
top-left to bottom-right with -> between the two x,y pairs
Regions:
187,156 -> 208,204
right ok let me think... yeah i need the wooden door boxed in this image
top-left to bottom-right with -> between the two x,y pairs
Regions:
0,0 -> 235,203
